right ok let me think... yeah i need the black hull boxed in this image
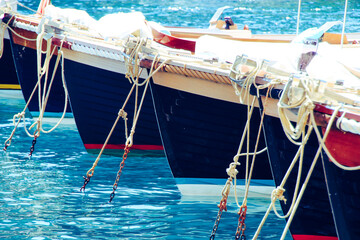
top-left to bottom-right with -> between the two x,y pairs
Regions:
9,34 -> 71,116
322,145 -> 360,239
262,113 -> 337,239
63,58 -> 162,154
0,36 -> 18,88
150,81 -> 273,182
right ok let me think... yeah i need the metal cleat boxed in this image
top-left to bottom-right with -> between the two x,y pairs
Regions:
229,54 -> 249,85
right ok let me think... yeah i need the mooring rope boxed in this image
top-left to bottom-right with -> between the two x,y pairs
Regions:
278,105 -> 340,240
278,75 -> 315,145
311,109 -> 360,171
0,21 -> 6,59
0,13 -> 16,59
3,17 -> 69,153
251,71 -> 359,239
80,43 -> 170,193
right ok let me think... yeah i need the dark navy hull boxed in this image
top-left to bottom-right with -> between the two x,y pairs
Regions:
150,81 -> 272,181
63,58 -> 163,154
262,113 -> 337,239
0,36 -> 18,89
321,128 -> 360,240
9,33 -> 71,116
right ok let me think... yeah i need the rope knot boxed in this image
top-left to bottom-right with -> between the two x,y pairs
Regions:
14,112 -> 25,118
226,162 -> 240,178
272,186 -> 287,203
118,109 -> 128,120
303,99 -> 315,110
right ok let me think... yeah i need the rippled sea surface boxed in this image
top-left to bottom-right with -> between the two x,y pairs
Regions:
19,0 -> 360,34
1,91 -> 290,239
2,0 -> 358,239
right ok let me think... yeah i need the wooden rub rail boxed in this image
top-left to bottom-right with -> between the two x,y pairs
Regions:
140,58 -> 232,85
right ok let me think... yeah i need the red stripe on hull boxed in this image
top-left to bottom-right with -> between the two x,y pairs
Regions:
150,25 -> 196,53
293,235 -> 338,240
323,127 -> 360,167
84,144 -> 164,151
315,104 -> 360,122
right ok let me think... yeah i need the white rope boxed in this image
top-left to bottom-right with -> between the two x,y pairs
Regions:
40,41 -> 69,133
85,45 -> 169,178
336,113 -> 360,135
278,76 -> 315,145
16,2 -> 37,14
279,105 -> 340,240
0,14 -> 16,58
311,110 -> 360,171
9,20 -> 68,140
11,17 -> 126,61
228,59 -> 285,210
0,22 -> 5,58
4,79 -> 40,148
251,74 -> 318,239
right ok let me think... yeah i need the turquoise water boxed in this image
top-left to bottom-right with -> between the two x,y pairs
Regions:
1,91 -> 289,239
2,0 -> 357,239
19,0 -> 360,34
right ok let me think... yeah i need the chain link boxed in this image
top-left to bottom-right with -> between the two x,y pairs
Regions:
28,135 -> 37,157
109,145 -> 130,203
3,142 -> 10,151
209,196 -> 229,239
235,206 -> 247,240
80,176 -> 91,192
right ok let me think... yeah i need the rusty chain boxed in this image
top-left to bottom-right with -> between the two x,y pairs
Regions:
209,197 -> 229,240
235,205 -> 247,240
80,176 -> 91,192
109,145 -> 130,203
28,135 -> 37,157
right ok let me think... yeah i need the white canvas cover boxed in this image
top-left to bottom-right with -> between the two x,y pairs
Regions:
44,5 -> 152,40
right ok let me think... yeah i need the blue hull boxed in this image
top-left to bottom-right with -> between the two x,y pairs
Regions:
9,33 -> 71,116
321,129 -> 360,240
262,112 -> 337,239
0,37 -> 18,89
150,81 -> 273,182
63,58 -> 163,154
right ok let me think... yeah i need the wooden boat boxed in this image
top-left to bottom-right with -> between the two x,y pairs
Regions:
58,36 -> 163,155
140,43 -> 291,196
142,19 -> 360,238
148,17 -> 359,54
3,3 -> 263,156
6,3 -> 298,157
148,60 -> 273,196
3,3 -> 72,118
230,37 -> 360,239
5,2 -> 165,155
315,103 -> 360,240
259,99 -> 338,240
142,16 -> 360,198
0,2 -> 20,90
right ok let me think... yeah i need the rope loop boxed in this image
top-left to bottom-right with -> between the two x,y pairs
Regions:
336,109 -> 346,130
125,133 -> 134,148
